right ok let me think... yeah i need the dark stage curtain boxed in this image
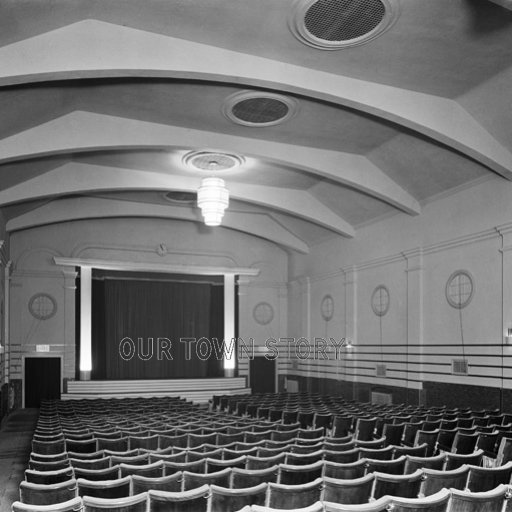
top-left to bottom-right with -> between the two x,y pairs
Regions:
91,273 -> 224,379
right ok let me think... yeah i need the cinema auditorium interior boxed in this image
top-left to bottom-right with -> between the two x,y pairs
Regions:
2,0 -> 512,511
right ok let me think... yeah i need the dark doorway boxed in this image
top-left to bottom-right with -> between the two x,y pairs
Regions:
249,356 -> 276,394
25,357 -> 61,408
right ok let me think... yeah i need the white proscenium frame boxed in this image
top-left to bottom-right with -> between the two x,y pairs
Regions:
54,257 -> 259,380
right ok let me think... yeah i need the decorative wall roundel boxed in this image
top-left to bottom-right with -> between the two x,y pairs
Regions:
253,302 -> 274,325
446,270 -> 474,309
371,285 -> 390,316
29,293 -> 57,320
321,294 -> 334,321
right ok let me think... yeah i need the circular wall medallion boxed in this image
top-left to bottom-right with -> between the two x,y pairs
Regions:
321,294 -> 334,321
28,293 -> 57,320
253,302 -> 274,325
446,270 -> 474,309
371,285 -> 390,317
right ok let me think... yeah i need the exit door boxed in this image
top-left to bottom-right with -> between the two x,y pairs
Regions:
249,356 -> 276,394
25,357 -> 61,407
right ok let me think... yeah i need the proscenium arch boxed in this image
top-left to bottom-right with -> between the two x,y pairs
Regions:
0,20 -> 511,179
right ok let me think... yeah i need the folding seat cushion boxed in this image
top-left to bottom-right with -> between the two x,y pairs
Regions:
451,432 -> 479,454
420,465 -> 470,497
210,483 -> 267,512
449,483 -> 511,512
414,430 -> 439,457
322,474 -> 375,505
25,466 -> 74,485
12,496 -> 83,512
354,417 -> 377,441
266,477 -> 323,510
386,488 -> 450,512
475,431 -> 499,459
19,479 -> 78,505
332,416 -> 355,437
82,492 -> 148,512
382,423 -> 406,446
76,475 -> 131,499
148,485 -> 210,512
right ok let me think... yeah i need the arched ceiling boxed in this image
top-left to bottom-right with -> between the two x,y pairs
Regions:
1,0 -> 512,253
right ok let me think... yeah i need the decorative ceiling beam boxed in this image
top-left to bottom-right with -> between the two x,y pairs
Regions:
0,162 -> 355,237
6,197 -> 310,254
0,20 -> 510,179
0,111 -> 420,215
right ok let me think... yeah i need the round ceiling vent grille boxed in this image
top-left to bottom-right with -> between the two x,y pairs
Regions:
164,191 -> 196,204
223,91 -> 298,127
183,151 -> 244,172
290,0 -> 399,50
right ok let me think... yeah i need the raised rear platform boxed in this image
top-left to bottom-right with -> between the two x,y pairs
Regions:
62,377 -> 250,404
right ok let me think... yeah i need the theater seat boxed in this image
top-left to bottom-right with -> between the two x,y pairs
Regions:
449,483 -> 511,512
210,483 -> 267,512
403,453 -> 445,474
182,467 -> 231,490
465,461 -> 512,492
266,477 -> 323,510
12,496 -> 83,512
132,472 -> 183,494
148,485 -> 210,512
419,465 -> 470,497
252,502 -> 323,512
82,492 -> 148,512
19,479 -> 78,506
324,460 -> 367,480
278,460 -> 324,485
231,465 -> 279,488
76,475 -> 131,499
322,474 -> 375,504
25,467 -> 74,485
371,469 -> 423,500
387,488 -> 450,512
323,495 -> 391,512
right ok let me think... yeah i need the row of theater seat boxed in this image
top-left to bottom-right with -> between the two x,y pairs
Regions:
20,457 -> 512,502
13,480 -> 512,512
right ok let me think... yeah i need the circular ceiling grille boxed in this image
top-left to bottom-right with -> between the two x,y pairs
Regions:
183,151 -> 244,172
223,91 -> 298,127
290,0 -> 399,50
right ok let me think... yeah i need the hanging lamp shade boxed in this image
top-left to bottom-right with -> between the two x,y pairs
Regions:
197,176 -> 229,226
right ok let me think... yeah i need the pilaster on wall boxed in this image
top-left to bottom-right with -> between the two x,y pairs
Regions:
61,269 -> 77,381
342,266 -> 357,385
402,248 -> 424,395
498,225 -> 512,337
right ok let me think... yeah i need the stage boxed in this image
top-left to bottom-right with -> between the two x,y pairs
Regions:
62,377 -> 250,404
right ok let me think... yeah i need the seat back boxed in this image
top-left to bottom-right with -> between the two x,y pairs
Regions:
387,488 -> 450,512
278,460 -> 324,485
449,483 -> 510,512
404,453 -> 445,474
231,465 -> 279,488
182,467 -> 231,491
209,482 -> 267,512
19,478 -> 78,506
324,460 -> 367,480
132,472 -> 183,494
444,449 -> 483,470
372,469 -> 423,500
76,476 -> 131,499
12,496 -> 83,512
267,477 -> 323,510
466,461 -> 512,492
322,474 -> 375,505
420,465 -> 470,497
82,492 -> 148,512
